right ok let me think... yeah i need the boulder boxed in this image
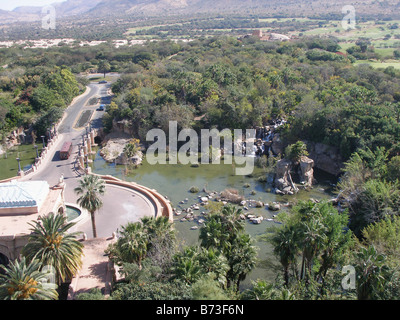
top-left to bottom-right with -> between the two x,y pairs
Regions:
299,156 -> 315,187
305,141 -> 344,176
268,203 -> 281,211
271,133 -> 284,155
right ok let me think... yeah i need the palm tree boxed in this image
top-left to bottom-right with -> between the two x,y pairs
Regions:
354,245 -> 390,300
199,204 -> 257,291
199,205 -> 244,251
0,257 -> 58,300
198,247 -> 229,288
98,60 -> 111,78
226,233 -> 258,291
170,246 -> 202,285
74,174 -> 106,238
115,222 -> 149,269
140,216 -> 176,267
22,212 -> 84,285
270,224 -> 299,286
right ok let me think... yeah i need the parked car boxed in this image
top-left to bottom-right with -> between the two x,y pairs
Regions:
98,104 -> 105,111
98,80 -> 107,84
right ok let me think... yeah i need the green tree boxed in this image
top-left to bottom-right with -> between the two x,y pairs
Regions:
22,212 -> 83,285
0,257 -> 58,300
98,60 -> 111,78
74,174 -> 106,238
354,245 -> 391,300
285,141 -> 309,163
199,205 -> 257,291
116,222 -> 149,270
191,273 -> 230,300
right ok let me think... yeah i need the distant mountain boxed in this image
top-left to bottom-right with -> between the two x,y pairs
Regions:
1,0 -> 400,24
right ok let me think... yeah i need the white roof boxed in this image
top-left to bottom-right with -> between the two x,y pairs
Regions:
0,180 -> 49,209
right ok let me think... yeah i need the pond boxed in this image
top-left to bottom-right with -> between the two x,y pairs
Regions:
90,150 -> 337,289
66,205 -> 82,222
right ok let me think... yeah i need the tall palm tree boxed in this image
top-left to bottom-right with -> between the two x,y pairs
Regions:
226,233 -> 258,291
22,212 -> 84,285
270,224 -> 299,286
140,216 -> 177,268
0,257 -> 58,300
170,246 -> 202,285
198,247 -> 229,288
354,245 -> 390,300
74,174 -> 106,238
115,222 -> 149,270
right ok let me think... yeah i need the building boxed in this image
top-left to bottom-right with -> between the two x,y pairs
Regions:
0,179 -> 66,262
242,30 -> 291,42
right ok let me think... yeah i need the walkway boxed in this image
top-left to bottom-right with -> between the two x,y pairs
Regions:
68,237 -> 115,300
4,79 -> 171,299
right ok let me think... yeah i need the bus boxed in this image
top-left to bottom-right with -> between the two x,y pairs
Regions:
60,141 -> 73,160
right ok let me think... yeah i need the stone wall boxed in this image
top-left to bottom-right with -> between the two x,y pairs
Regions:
305,141 -> 344,176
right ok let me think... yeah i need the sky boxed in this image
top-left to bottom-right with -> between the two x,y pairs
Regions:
0,0 -> 65,11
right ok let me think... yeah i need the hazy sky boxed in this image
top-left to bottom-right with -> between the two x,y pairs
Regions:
0,0 -> 65,11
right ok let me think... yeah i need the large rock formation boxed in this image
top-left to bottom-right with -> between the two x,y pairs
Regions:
100,138 -> 142,165
305,141 -> 344,176
274,156 -> 315,195
299,156 -> 315,187
274,158 -> 298,195
271,133 -> 284,156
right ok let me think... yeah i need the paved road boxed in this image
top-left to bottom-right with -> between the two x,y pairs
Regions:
23,81 -> 110,199
21,75 -> 156,239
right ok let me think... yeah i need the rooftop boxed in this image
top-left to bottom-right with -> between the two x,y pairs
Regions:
0,180 -> 49,209
0,187 -> 63,237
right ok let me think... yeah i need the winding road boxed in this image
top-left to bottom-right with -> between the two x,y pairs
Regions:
20,74 -> 157,239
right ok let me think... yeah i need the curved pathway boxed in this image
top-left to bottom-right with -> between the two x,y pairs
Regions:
20,75 -> 159,239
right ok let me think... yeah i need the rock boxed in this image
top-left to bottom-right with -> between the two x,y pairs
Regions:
305,141 -> 344,176
255,201 -> 264,208
299,156 -> 315,187
268,203 -> 281,211
190,226 -> 199,230
274,159 -> 292,190
271,133 -> 284,155
283,186 -> 293,193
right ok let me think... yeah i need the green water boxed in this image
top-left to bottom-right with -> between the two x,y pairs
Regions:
66,205 -> 81,222
91,151 -> 336,289
0,144 -> 44,180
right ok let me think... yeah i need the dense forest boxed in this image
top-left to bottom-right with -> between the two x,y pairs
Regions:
1,32 -> 400,300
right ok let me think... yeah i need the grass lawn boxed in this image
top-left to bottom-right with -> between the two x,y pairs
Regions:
354,60 -> 400,70
0,144 -> 43,180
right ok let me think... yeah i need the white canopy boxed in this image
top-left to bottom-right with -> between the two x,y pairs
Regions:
0,180 -> 49,209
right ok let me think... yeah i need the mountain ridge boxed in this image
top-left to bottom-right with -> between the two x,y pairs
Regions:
1,0 -> 399,24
